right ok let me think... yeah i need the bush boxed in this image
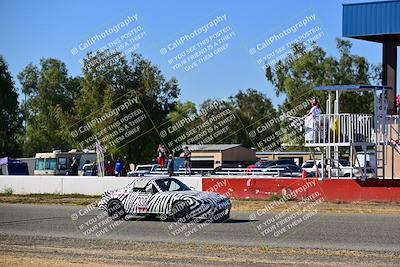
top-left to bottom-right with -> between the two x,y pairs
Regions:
2,187 -> 14,196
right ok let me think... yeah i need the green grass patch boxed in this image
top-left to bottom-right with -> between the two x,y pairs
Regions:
1,187 -> 14,196
0,193 -> 99,198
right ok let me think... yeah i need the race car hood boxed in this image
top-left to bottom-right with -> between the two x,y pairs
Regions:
164,190 -> 229,201
102,187 -> 130,197
102,188 -> 229,202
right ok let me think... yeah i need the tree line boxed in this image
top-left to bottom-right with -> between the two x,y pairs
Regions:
0,39 -> 380,163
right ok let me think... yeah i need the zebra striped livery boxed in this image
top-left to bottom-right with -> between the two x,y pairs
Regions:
98,177 -> 231,222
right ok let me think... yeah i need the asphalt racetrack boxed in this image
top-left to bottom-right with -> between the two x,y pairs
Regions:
0,203 -> 399,252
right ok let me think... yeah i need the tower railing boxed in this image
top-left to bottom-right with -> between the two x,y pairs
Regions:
306,113 -> 375,146
387,115 -> 400,149
387,115 -> 400,139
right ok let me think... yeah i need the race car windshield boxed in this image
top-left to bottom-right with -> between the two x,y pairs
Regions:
154,178 -> 191,192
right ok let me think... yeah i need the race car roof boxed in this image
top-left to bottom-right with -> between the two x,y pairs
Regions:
128,177 -> 168,188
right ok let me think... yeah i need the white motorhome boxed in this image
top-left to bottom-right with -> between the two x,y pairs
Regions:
34,149 -> 96,175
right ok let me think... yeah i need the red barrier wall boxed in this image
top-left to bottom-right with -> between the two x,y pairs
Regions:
202,178 -> 400,202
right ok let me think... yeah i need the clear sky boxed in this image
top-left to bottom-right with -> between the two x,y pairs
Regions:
0,0 -> 394,107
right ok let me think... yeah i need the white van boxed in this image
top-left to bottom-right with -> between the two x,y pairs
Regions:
34,149 -> 96,175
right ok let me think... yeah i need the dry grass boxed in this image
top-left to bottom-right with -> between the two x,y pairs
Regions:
0,194 -> 98,206
0,255 -> 119,267
232,199 -> 400,214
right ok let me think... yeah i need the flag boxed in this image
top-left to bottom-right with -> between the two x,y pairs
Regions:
95,140 -> 105,177
286,116 -> 303,132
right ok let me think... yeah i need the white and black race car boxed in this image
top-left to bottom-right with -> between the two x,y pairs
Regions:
98,177 -> 231,222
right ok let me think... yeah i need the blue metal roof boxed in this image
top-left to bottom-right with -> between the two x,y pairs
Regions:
315,85 -> 392,91
343,0 -> 400,43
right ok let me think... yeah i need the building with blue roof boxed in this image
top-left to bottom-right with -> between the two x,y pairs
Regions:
343,0 -> 400,114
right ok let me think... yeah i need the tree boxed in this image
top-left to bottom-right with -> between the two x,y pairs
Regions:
0,56 -> 22,157
167,101 -> 197,125
228,89 -> 278,148
18,58 -> 78,156
67,51 -> 180,164
266,39 -> 381,115
17,63 -> 38,131
194,89 -> 278,149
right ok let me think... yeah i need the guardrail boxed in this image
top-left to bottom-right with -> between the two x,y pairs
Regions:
144,168 -> 215,176
145,167 -> 295,176
137,167 -> 300,177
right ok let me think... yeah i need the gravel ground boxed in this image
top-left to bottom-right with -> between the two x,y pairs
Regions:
1,234 -> 400,267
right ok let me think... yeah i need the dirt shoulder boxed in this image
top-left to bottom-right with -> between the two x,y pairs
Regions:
0,234 -> 399,267
233,199 -> 400,214
0,194 -> 98,206
1,193 -> 400,214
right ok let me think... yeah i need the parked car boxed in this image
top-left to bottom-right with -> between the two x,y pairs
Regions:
334,159 -> 362,177
246,159 -> 295,172
302,160 -> 361,177
79,163 -> 93,176
245,160 -> 268,172
98,177 -> 231,222
255,164 -> 303,177
212,163 -> 248,175
301,160 -> 319,173
128,164 -> 158,177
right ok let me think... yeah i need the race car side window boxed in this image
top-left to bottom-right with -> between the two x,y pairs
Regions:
155,180 -> 170,192
169,180 -> 181,191
145,184 -> 153,193
154,178 -> 191,192
145,183 -> 158,194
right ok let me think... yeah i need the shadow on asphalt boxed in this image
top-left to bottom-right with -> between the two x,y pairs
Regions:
124,215 -> 256,224
224,218 -> 256,224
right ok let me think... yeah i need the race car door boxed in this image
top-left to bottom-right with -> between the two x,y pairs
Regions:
128,184 -> 154,214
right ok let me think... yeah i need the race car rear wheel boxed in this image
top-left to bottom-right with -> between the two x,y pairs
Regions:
171,201 -> 191,223
107,199 -> 126,220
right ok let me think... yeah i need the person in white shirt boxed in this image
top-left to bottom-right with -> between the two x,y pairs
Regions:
306,98 -> 321,117
304,98 -> 321,142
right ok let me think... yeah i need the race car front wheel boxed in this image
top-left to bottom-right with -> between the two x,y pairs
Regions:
171,201 -> 191,223
215,210 -> 230,223
107,199 -> 126,220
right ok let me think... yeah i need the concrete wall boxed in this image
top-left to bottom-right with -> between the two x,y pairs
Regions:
203,177 -> 400,202
0,176 -> 202,195
2,175 -> 400,202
